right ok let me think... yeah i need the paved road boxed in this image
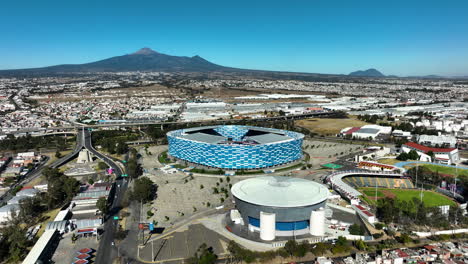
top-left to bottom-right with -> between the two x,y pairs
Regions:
80,127 -> 130,264
0,156 -> 50,205
0,127 -> 86,205
7,111 -> 333,134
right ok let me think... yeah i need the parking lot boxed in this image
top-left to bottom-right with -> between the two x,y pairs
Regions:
51,234 -> 100,264
138,224 -> 228,262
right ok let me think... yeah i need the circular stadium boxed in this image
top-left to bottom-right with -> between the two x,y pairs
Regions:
230,176 -> 329,240
166,125 -> 304,170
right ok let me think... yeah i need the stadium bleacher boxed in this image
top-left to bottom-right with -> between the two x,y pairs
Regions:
343,176 -> 414,189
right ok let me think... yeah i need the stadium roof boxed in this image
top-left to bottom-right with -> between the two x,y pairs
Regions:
169,125 -> 303,145
231,176 -> 329,207
183,126 -> 218,133
249,134 -> 292,144
404,142 -> 456,153
179,132 -> 226,144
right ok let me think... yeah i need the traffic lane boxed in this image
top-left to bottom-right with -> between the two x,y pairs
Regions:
0,156 -> 50,204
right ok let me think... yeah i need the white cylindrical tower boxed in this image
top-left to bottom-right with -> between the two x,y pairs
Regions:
260,211 -> 276,241
310,207 -> 325,236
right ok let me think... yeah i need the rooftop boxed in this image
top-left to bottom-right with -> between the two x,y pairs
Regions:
231,176 -> 329,207
404,142 -> 456,153
169,125 -> 302,145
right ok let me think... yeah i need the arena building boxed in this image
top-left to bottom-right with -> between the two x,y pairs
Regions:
166,125 -> 304,170
231,176 -> 329,241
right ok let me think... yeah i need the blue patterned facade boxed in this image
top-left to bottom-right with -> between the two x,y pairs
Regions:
167,126 -> 304,169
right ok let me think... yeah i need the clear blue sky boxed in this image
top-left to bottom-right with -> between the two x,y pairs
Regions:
1,0 -> 467,76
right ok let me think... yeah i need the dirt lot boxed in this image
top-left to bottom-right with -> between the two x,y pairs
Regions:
296,117 -> 369,136
138,146 -> 245,228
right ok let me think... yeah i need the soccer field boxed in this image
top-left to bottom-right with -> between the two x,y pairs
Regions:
359,187 -> 456,207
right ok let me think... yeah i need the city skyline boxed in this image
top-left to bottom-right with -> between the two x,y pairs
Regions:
1,0 -> 468,76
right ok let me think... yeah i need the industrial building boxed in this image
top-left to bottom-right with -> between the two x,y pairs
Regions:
230,176 -> 329,241
417,134 -> 457,148
167,125 -> 304,170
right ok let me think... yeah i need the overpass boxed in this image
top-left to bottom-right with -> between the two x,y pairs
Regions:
5,111 -> 334,135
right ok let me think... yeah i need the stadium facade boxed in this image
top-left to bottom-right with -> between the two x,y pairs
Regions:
231,176 -> 329,240
167,125 -> 304,170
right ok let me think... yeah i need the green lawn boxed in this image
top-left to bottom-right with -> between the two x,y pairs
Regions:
360,187 -> 456,207
158,151 -> 171,164
361,188 -> 384,197
421,164 -> 468,177
391,189 -> 455,207
172,164 -> 187,169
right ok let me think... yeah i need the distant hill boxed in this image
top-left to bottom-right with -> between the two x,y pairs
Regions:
349,68 -> 385,77
0,48 -> 231,75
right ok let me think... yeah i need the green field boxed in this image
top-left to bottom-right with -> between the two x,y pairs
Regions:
421,164 -> 468,177
361,188 -> 384,197
360,187 -> 456,207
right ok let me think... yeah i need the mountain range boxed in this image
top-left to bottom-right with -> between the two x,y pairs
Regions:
348,68 -> 385,77
0,48 -> 232,75
0,48 -> 464,79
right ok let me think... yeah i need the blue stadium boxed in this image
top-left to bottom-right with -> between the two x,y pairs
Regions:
166,125 -> 304,170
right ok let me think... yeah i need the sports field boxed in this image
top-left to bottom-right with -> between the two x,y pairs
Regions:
359,187 -> 456,207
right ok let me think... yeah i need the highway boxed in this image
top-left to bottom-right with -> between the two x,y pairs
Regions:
0,128 -> 84,205
5,111 -> 334,135
80,127 -> 130,264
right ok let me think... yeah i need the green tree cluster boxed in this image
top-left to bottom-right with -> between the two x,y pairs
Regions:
96,197 -> 108,215
348,223 -> 366,236
128,176 -> 156,203
187,243 -> 218,264
43,167 -> 80,209
0,134 -> 72,151
396,150 -> 419,161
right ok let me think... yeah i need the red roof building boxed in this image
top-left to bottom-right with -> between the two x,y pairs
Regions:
343,127 -> 361,135
403,142 -> 456,154
358,161 -> 396,171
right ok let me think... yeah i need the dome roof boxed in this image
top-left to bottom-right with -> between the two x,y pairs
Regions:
231,176 -> 329,207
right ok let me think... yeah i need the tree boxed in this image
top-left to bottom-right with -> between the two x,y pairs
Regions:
284,240 -> 298,257
18,197 -> 42,224
96,197 -> 108,215
427,151 -> 435,161
396,233 -> 412,244
408,150 -> 420,160
129,177 -> 156,203
115,139 -> 128,154
55,150 -> 62,159
396,152 -> 409,161
348,223 -> 365,235
187,243 -> 218,264
43,167 -> 79,209
98,161 -> 108,170
311,242 -> 330,256
355,240 -> 368,251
